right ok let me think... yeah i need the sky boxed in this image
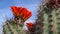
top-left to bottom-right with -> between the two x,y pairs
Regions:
0,0 -> 41,34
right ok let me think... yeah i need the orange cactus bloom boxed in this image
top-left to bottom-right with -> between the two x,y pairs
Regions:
25,12 -> 32,20
10,6 -> 32,21
11,6 -> 18,16
20,8 -> 32,20
26,23 -> 33,29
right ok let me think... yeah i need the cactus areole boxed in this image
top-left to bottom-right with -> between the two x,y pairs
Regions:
10,6 -> 32,21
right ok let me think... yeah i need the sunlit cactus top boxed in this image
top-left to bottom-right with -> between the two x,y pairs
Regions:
10,6 -> 32,21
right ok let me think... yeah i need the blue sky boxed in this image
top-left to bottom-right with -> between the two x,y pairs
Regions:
0,0 -> 41,34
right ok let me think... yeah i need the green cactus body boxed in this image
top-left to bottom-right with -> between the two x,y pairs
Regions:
3,19 -> 26,34
36,3 -> 60,34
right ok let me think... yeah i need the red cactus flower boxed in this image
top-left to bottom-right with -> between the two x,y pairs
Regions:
20,8 -> 32,20
26,23 -> 33,29
10,6 -> 32,21
11,6 -> 18,16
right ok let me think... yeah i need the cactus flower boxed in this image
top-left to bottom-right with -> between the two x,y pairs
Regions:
10,6 -> 32,21
26,23 -> 33,29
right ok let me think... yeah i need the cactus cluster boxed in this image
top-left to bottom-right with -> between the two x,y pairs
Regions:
3,0 -> 60,34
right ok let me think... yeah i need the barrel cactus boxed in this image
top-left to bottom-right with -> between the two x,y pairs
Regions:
35,0 -> 60,34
